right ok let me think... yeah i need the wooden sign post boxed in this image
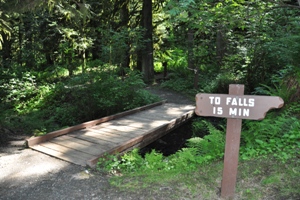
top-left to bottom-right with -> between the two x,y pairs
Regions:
195,84 -> 284,199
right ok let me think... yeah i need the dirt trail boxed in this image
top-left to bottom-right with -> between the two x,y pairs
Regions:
0,86 -> 194,200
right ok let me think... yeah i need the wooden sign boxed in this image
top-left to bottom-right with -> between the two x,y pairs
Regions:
195,84 -> 284,199
195,94 -> 284,120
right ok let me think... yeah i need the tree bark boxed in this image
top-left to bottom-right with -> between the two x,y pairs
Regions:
216,26 -> 226,66
187,29 -> 194,70
1,31 -> 12,68
187,29 -> 198,89
120,0 -> 130,70
141,0 -> 154,83
23,14 -> 35,69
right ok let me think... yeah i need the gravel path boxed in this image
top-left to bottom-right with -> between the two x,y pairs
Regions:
0,86 -> 195,200
0,147 -> 110,200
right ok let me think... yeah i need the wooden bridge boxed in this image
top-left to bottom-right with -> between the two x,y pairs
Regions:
26,101 -> 195,167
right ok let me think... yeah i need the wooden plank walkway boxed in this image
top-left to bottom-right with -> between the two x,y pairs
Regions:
26,101 -> 195,167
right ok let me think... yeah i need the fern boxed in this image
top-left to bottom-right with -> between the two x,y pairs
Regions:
240,107 -> 300,162
143,150 -> 165,171
98,121 -> 226,175
187,121 -> 225,160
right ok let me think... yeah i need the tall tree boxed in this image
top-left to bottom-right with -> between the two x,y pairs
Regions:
141,0 -> 154,83
120,0 -> 130,70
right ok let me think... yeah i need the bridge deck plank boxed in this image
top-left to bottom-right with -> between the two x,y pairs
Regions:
27,103 -> 195,167
31,143 -> 90,166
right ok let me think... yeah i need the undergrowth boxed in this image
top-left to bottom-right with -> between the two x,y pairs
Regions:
97,102 -> 300,193
97,120 -> 226,175
0,68 -> 160,136
240,103 -> 300,162
106,157 -> 299,199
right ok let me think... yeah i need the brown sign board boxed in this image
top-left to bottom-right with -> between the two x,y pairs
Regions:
195,93 -> 284,120
195,85 -> 285,199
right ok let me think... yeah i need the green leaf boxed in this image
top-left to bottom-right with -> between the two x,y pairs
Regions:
255,139 -> 264,145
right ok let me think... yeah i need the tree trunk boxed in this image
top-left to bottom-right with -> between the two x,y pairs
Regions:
82,50 -> 86,73
18,22 -> 23,68
216,25 -> 226,66
23,14 -> 35,69
1,31 -> 12,68
141,0 -> 154,83
187,29 -> 198,89
136,9 -> 143,72
187,29 -> 194,70
45,54 -> 54,66
120,0 -> 130,70
91,43 -> 100,60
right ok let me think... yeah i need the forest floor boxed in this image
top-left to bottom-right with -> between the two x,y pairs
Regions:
0,84 -> 197,200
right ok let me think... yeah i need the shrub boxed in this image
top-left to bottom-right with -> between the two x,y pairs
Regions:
160,73 -> 197,98
240,104 -> 300,162
202,72 -> 240,93
0,68 -> 160,135
97,121 -> 226,174
254,66 -> 300,103
0,72 -> 53,114
41,69 -> 160,127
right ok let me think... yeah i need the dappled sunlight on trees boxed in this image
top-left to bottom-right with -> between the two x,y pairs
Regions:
1,0 -> 300,135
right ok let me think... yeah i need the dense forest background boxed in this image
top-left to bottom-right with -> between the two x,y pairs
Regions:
1,1 -> 299,198
1,0 -> 300,137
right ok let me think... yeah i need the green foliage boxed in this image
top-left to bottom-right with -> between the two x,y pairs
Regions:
0,10 -> 12,50
107,156 -> 299,199
262,17 -> 300,69
98,149 -> 144,173
0,68 -> 160,135
97,121 -> 225,175
98,148 -> 198,175
153,61 -> 163,73
143,150 -> 166,171
154,48 -> 189,81
40,69 -> 159,127
165,0 -> 300,91
100,27 -> 145,67
98,100 -> 299,185
166,148 -> 201,171
2,0 -> 300,97
187,120 -> 225,160
201,72 -> 240,93
255,83 -> 294,104
162,49 -> 188,74
0,72 -> 53,114
254,67 -> 300,103
1,110 -> 54,136
240,104 -> 300,162
161,73 -> 194,93
98,149 -> 167,173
